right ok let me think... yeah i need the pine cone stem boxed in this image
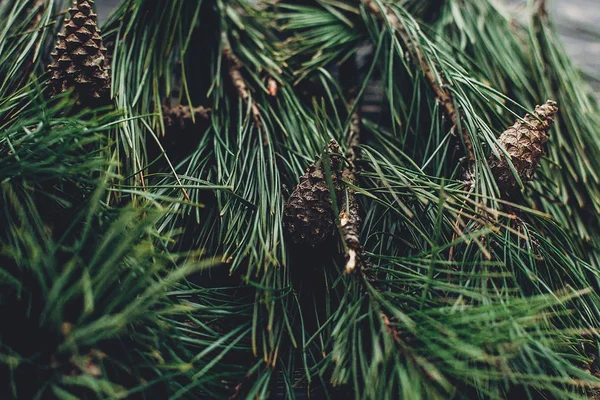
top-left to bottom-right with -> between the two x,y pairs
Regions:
363,0 -> 474,163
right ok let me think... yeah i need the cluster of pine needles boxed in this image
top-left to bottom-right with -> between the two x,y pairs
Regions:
1,0 -> 600,399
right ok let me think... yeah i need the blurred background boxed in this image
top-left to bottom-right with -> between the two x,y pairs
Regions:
94,0 -> 599,82
506,0 -> 599,81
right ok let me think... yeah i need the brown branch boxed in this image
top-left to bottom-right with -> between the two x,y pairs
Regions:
337,52 -> 368,275
381,313 -> 402,343
221,33 -> 269,145
340,109 -> 364,274
363,0 -> 474,163
339,95 -> 413,363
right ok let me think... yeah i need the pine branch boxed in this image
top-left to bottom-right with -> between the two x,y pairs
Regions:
363,0 -> 475,163
4,0 -> 600,398
102,0 -> 205,199
527,1 -> 600,242
221,32 -> 269,145
337,55 -> 366,275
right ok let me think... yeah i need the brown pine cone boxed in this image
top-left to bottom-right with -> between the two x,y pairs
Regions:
162,105 -> 210,137
48,0 -> 110,105
490,100 -> 558,197
284,140 -> 344,247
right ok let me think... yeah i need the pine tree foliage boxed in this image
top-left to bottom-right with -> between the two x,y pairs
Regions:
1,0 -> 600,399
0,0 -> 62,101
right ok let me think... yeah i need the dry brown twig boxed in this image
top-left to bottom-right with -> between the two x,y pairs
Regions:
221,33 -> 269,145
337,53 -> 368,275
363,0 -> 474,163
340,109 -> 364,274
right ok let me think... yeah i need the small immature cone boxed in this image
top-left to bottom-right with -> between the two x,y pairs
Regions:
284,141 -> 344,247
162,105 -> 210,137
490,100 -> 558,197
48,0 -> 110,105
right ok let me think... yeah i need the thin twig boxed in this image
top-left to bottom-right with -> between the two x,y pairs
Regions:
363,0 -> 475,163
340,91 -> 410,362
338,54 -> 367,275
221,33 -> 269,145
340,109 -> 364,274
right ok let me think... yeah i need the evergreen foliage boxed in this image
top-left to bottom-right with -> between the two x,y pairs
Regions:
1,0 -> 600,399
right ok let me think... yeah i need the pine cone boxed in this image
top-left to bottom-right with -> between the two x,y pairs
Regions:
48,0 -> 110,105
284,140 -> 344,247
490,100 -> 558,196
162,105 -> 210,137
